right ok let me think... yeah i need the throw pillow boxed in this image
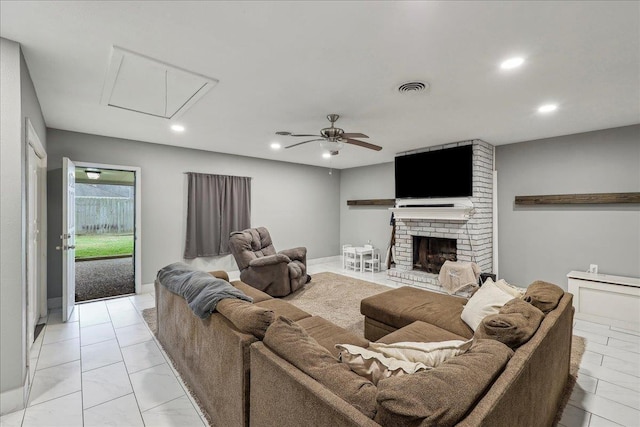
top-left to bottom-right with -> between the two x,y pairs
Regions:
337,340 -> 474,385
368,339 -> 472,365
336,344 -> 428,385
474,298 -> 545,349
375,339 -> 514,427
460,280 -> 514,331
524,280 -> 565,314
216,298 -> 274,339
491,278 -> 527,299
263,316 -> 377,419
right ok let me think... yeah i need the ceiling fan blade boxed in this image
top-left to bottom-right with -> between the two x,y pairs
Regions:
285,139 -> 325,149
341,133 -> 369,139
289,134 -> 321,137
343,138 -> 382,151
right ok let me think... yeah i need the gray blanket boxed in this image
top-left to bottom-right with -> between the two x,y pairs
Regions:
157,262 -> 252,319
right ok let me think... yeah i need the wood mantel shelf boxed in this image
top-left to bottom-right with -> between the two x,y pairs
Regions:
515,192 -> 640,205
347,199 -> 396,206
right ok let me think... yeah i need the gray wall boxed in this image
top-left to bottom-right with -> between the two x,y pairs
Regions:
0,38 -> 47,402
496,125 -> 640,289
340,162 -> 395,263
46,129 -> 341,298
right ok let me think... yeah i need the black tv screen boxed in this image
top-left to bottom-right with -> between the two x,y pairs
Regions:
395,145 -> 473,199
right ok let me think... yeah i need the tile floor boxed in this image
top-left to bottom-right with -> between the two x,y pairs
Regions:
1,259 -> 638,426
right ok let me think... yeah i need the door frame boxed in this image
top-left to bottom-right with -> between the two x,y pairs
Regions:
25,119 -> 46,396
73,161 -> 142,294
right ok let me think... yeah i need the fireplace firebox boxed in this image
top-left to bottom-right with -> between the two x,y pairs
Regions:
412,236 -> 457,274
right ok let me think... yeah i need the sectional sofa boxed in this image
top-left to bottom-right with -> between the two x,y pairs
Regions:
155,271 -> 573,427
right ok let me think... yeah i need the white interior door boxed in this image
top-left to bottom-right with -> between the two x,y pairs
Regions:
26,145 -> 40,346
62,157 -> 76,322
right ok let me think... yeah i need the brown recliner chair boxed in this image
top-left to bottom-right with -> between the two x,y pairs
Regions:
229,227 -> 308,297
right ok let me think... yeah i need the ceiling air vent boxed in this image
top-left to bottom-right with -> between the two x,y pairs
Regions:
397,81 -> 429,94
100,46 -> 219,119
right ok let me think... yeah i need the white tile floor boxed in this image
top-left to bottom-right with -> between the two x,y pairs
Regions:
1,259 -> 638,426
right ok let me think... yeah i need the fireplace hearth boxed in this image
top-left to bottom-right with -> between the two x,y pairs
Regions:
413,236 -> 457,274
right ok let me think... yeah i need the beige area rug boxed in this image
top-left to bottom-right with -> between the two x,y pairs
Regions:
142,272 -> 585,425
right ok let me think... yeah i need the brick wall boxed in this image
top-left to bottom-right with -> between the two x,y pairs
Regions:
389,139 -> 494,295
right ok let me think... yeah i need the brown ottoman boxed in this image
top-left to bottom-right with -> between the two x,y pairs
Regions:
360,286 -> 473,341
375,320 -> 468,344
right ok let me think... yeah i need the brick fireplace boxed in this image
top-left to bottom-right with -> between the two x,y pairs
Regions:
388,140 -> 494,296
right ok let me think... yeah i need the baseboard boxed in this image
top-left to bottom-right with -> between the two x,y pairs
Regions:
47,297 -> 61,309
0,376 -> 27,415
140,283 -> 154,294
308,255 -> 342,265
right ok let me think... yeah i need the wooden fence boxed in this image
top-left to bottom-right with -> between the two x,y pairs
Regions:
76,196 -> 134,235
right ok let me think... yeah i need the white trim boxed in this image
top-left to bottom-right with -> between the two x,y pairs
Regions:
74,161 -> 142,294
392,197 -> 474,220
493,169 -> 498,277
307,255 -> 342,266
0,376 -> 28,415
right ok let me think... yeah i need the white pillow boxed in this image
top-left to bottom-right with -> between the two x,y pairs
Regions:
492,278 -> 526,299
336,340 -> 473,385
461,279 -> 514,331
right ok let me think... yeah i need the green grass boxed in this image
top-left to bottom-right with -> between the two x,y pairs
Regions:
75,234 -> 134,259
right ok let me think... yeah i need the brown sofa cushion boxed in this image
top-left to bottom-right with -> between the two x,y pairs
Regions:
361,287 -> 473,339
474,298 -> 545,349
297,316 -> 369,358
263,316 -> 378,419
375,339 -> 514,427
255,299 -> 311,321
215,298 -> 274,339
524,281 -> 565,314
232,280 -> 273,303
376,321 -> 467,345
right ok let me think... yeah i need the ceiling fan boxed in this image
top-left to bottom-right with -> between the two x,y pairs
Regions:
276,114 -> 382,156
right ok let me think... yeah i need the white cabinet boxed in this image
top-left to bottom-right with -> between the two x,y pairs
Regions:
567,271 -> 640,332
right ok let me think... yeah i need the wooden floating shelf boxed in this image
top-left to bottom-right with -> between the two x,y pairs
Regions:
347,199 -> 396,206
515,192 -> 640,205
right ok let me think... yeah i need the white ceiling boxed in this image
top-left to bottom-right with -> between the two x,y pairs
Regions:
1,1 -> 638,169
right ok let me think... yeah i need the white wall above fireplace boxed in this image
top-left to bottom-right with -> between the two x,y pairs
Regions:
390,197 -> 474,221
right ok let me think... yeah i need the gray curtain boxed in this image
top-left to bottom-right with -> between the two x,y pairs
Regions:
184,173 -> 251,259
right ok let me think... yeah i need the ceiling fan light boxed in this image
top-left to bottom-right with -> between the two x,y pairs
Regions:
322,152 -> 331,159
320,140 -> 344,152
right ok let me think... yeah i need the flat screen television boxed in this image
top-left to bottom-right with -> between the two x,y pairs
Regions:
395,145 -> 473,199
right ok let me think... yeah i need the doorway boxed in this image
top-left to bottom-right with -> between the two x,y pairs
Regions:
74,167 -> 136,301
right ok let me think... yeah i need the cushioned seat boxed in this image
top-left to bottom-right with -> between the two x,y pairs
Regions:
297,316 -> 369,358
375,320 -> 467,345
360,286 -> 473,340
256,299 -> 311,322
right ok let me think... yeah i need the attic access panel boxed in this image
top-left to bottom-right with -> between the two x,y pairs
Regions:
100,46 -> 218,119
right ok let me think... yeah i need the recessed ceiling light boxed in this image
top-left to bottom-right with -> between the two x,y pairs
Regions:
500,57 -> 525,70
322,152 -> 331,159
171,124 -> 185,132
270,142 -> 281,150
538,104 -> 558,113
85,170 -> 101,180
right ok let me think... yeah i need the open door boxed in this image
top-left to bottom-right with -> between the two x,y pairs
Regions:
61,157 -> 76,322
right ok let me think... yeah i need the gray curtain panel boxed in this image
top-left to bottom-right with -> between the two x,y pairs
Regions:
184,173 -> 251,259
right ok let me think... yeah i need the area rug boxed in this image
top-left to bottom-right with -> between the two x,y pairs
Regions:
142,272 -> 585,424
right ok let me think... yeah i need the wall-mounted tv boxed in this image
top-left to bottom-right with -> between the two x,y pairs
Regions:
395,145 -> 473,199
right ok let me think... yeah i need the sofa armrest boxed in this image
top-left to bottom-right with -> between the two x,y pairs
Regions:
249,254 -> 291,267
250,343 -> 379,427
207,270 -> 230,282
279,247 -> 307,263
